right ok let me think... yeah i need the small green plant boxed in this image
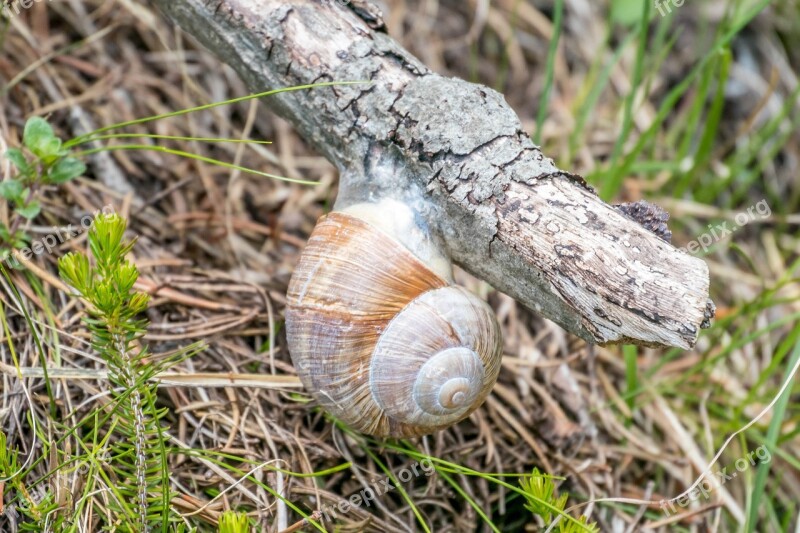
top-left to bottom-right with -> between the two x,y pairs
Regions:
0,85 -> 337,531
519,468 -> 599,533
1,117 -> 85,258
0,430 -> 63,531
217,510 -> 250,533
58,213 -> 199,532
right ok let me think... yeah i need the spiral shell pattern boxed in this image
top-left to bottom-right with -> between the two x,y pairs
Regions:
286,212 -> 502,437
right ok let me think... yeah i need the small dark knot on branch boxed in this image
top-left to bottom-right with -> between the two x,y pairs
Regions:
614,200 -> 673,243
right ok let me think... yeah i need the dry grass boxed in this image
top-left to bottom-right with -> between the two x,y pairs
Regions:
0,0 -> 798,531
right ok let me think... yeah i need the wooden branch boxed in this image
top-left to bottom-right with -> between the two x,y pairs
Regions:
152,0 -> 713,349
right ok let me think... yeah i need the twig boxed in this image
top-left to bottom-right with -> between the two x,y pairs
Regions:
0,364 -> 303,389
279,510 -> 322,533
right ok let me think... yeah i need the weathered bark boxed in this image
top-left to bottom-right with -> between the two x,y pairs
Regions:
153,0 -> 713,349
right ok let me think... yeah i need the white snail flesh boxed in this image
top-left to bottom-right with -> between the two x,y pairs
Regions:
286,201 -> 503,438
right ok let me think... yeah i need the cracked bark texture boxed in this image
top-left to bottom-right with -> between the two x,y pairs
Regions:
153,0 -> 713,349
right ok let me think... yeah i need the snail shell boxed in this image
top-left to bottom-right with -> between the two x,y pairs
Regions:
286,203 -> 502,437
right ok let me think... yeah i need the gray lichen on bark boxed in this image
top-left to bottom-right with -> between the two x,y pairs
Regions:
154,0 -> 713,349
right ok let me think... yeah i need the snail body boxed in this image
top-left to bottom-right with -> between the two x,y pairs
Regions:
286,200 -> 502,437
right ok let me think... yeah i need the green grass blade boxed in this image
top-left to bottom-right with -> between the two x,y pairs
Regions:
674,47 -> 731,199
439,469 -> 501,533
64,82 -> 366,147
362,447 -> 431,533
673,52 -> 715,161
688,48 -> 732,173
72,144 -> 318,185
623,344 -> 638,415
387,442 -> 594,531
600,0 -> 650,199
745,340 -> 800,531
568,31 -> 635,161
69,133 -> 273,147
0,264 -> 55,417
596,0 -> 770,197
534,0 -> 564,146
